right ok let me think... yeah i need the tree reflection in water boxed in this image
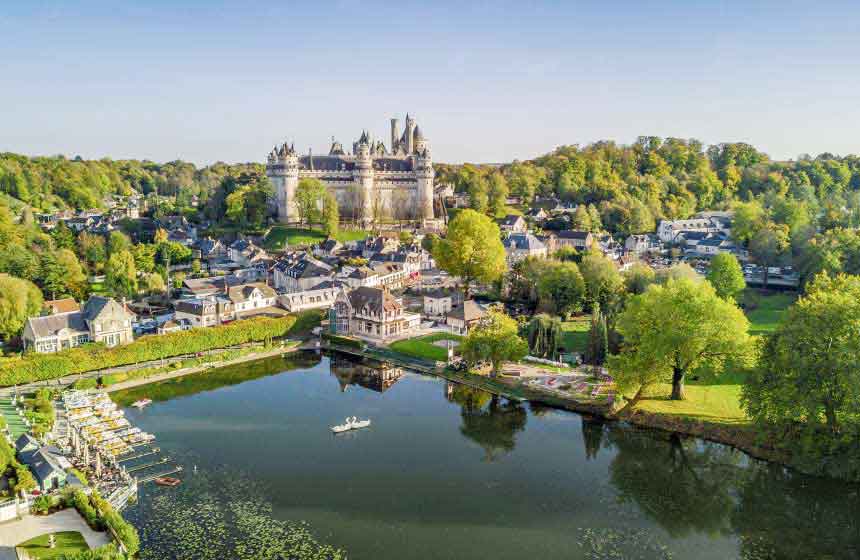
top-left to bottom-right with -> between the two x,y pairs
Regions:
605,427 -> 860,558
446,383 -> 527,462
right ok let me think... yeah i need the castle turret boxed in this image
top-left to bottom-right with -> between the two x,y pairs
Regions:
355,134 -> 375,222
390,118 -> 400,153
405,113 -> 416,154
266,141 -> 299,223
415,141 -> 435,220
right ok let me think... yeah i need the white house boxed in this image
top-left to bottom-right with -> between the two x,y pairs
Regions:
423,290 -> 453,317
329,287 -> 419,340
273,254 -> 333,293
227,283 -> 278,315
446,300 -> 488,335
498,214 -> 528,233
502,233 -> 547,264
23,296 -> 135,353
278,281 -> 346,313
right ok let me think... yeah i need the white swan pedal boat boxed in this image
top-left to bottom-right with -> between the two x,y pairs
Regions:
331,416 -> 371,433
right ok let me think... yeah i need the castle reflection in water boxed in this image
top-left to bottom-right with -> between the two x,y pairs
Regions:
329,354 -> 404,393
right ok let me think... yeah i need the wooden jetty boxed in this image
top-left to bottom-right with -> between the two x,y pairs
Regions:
139,465 -> 184,484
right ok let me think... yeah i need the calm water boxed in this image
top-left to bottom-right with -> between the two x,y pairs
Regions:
116,353 -> 860,560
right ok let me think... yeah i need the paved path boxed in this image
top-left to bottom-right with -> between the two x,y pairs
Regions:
0,509 -> 111,559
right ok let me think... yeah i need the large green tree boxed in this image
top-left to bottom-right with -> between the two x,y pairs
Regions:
610,278 -> 752,401
105,249 -> 138,299
460,310 -> 528,377
294,178 -> 326,226
706,252 -> 746,301
743,273 -> 860,435
321,189 -> 339,237
0,275 -> 43,339
749,222 -> 790,288
433,209 -> 506,299
535,261 -> 586,317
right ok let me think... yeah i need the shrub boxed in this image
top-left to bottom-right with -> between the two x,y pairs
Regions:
32,494 -> 53,514
321,332 -> 364,349
0,311 -> 321,386
73,378 -> 98,390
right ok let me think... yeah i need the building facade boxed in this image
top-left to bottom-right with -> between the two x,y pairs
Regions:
266,114 -> 435,223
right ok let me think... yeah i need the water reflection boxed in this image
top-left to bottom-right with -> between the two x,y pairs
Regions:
445,383 -> 527,462
329,354 -> 404,393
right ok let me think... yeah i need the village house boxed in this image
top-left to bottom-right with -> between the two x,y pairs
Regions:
193,237 -> 227,261
555,230 -> 594,251
157,318 -> 192,335
361,235 -> 400,259
657,212 -> 732,244
498,214 -> 528,233
227,282 -> 278,316
174,295 -> 236,327
624,234 -> 659,255
228,239 -> 269,267
16,435 -> 83,493
525,207 -> 548,221
329,286 -> 420,340
344,266 -> 380,288
273,254 -> 333,293
43,298 -> 81,315
423,289 -> 454,317
23,296 -> 135,354
502,232 -> 548,264
371,262 -> 409,289
313,238 -> 343,258
446,300 -> 488,335
278,280 -> 347,312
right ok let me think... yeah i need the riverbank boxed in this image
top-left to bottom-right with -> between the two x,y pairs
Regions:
103,342 -> 302,394
319,342 -> 808,478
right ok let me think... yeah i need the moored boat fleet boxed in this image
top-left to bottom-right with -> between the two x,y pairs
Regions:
66,391 -> 156,456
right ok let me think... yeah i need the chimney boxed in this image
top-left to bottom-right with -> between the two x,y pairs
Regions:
390,118 -> 399,152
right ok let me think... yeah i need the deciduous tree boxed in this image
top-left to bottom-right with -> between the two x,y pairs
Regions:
461,310 -> 528,377
706,252 -> 746,301
433,209 -> 506,299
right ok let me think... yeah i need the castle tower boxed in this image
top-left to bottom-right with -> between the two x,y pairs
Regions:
355,136 -> 375,222
390,118 -> 400,153
266,142 -> 299,223
415,141 -> 435,220
405,113 -> 416,154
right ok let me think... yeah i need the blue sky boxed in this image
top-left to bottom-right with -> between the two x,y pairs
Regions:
2,1 -> 859,165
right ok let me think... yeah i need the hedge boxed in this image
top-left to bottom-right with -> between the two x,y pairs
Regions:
321,332 -> 364,349
69,489 -> 140,556
0,310 -> 322,387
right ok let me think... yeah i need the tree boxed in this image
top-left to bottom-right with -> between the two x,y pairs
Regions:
579,251 -> 623,309
51,221 -> 76,251
749,223 -> 789,288
0,276 -> 43,339
153,228 -> 169,244
141,272 -> 166,295
321,189 -> 339,237
104,250 -> 137,299
460,310 -> 528,377
295,178 -> 325,226
433,209 -> 506,299
131,243 -> 156,274
77,232 -> 106,273
535,261 -> 586,318
38,253 -> 67,301
487,173 -> 509,218
55,249 -> 87,299
743,273 -> 860,436
107,231 -> 131,256
623,262 -> 656,295
706,253 -> 746,301
421,233 -> 439,253
526,314 -> 562,360
610,278 -> 752,402
572,205 -> 592,231
585,304 -> 609,365
731,200 -> 765,245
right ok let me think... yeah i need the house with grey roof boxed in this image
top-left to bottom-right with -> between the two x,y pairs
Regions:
502,233 -> 547,264
227,283 -> 278,316
555,230 -> 594,251
330,286 -> 419,340
498,214 -> 528,233
16,435 -> 77,493
446,300 -> 488,335
273,254 -> 334,293
23,296 -> 135,354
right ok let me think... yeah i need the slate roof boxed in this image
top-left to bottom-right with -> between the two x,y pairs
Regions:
448,300 -> 487,322
503,233 -> 546,251
348,266 -> 377,279
227,283 -> 277,303
499,214 -> 525,227
25,310 -> 88,338
556,230 -> 591,240
347,286 -> 401,314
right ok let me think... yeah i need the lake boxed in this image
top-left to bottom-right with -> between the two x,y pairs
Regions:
115,352 -> 860,560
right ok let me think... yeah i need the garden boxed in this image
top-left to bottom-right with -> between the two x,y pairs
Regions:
263,227 -> 369,251
389,333 -> 464,362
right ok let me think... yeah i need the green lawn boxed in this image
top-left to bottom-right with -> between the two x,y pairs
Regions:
389,333 -> 463,362
744,291 -> 795,336
560,317 -> 590,354
17,531 -> 89,559
263,227 -> 369,251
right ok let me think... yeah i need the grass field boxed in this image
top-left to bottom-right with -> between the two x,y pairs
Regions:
629,290 -> 796,425
263,227 -> 369,251
389,333 -> 463,362
560,317 -> 590,354
18,531 -> 89,559
744,291 -> 795,336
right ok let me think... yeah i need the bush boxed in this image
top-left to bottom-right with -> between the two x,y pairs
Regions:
321,332 -> 364,349
0,311 -> 321,386
32,494 -> 53,514
72,378 -> 98,390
